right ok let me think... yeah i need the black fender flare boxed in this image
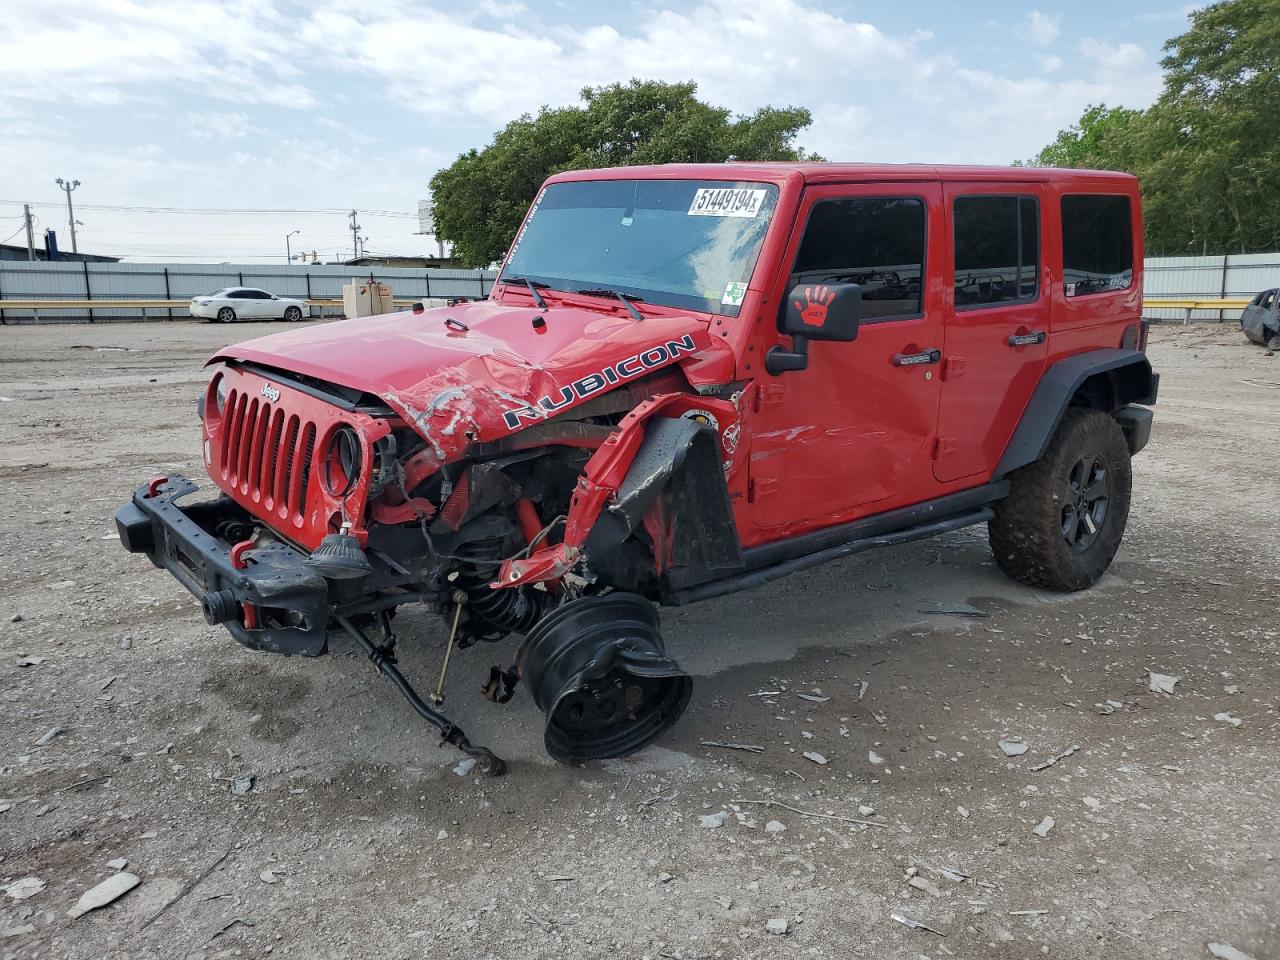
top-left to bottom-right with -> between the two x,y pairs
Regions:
994,348 -> 1159,479
585,416 -> 742,577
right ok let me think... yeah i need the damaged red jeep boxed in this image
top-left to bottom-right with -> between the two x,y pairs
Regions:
117,164 -> 1158,774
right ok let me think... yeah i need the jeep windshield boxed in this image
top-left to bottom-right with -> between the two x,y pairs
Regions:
500,178 -> 779,317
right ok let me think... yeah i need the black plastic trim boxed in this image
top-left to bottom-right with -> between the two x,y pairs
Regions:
994,348 -> 1157,479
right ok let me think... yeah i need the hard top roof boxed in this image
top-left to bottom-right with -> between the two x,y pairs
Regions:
544,162 -> 1137,187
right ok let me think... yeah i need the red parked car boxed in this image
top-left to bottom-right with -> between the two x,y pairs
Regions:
117,163 -> 1157,773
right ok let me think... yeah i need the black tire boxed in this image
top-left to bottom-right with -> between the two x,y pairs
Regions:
989,407 -> 1132,592
1266,333 -> 1280,351
216,307 -> 236,323
284,306 -> 303,322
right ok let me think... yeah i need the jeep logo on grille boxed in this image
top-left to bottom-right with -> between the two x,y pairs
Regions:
261,383 -> 280,402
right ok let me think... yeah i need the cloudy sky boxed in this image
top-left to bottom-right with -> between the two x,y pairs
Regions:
0,0 -> 1196,263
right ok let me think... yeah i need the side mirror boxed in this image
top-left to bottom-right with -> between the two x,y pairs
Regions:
767,283 -> 862,375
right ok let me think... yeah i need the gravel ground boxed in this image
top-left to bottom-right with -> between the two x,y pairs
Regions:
0,320 -> 1277,960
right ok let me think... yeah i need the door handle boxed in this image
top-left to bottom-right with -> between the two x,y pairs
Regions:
892,348 -> 942,367
1007,330 -> 1046,347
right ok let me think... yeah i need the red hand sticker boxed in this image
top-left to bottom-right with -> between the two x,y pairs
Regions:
793,285 -> 835,327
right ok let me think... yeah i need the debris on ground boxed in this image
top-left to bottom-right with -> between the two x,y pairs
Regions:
698,811 -> 729,829
0,924 -> 35,939
453,758 -> 478,776
764,820 -> 787,833
259,869 -> 280,884
700,739 -> 765,753
1031,744 -> 1079,771
34,726 -> 63,747
797,690 -> 830,703
868,750 -> 886,765
1214,712 -> 1243,728
890,913 -> 947,936
3,878 -> 46,901
1207,944 -> 1259,960
1032,816 -> 1055,838
766,918 -> 789,935
209,917 -> 254,941
907,875 -> 943,897
1009,909 -> 1049,916
802,750 -> 828,765
67,872 -> 141,919
920,603 -> 987,617
998,739 -> 1028,757
857,804 -> 875,817
957,806 -> 970,819
230,775 -> 254,795
1148,671 -> 1180,694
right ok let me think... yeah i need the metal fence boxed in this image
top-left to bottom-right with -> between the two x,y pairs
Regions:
3,254 -> 1278,325
1143,253 -> 1280,322
0,261 -> 496,323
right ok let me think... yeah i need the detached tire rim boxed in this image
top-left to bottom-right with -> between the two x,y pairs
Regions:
519,593 -> 692,764
1062,454 -> 1109,552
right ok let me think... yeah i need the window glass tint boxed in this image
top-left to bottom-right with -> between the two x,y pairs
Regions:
1062,195 -> 1133,296
790,197 -> 925,321
953,196 -> 1039,307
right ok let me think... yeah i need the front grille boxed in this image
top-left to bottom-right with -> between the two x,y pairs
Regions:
219,387 -> 317,522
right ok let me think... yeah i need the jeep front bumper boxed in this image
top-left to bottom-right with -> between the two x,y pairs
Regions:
115,475 -> 330,656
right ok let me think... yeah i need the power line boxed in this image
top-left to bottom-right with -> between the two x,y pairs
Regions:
0,199 -> 416,218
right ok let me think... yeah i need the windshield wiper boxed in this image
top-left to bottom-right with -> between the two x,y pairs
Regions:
574,287 -> 645,322
501,274 -> 549,310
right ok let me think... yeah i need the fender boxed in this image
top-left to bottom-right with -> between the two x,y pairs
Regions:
994,348 -> 1159,479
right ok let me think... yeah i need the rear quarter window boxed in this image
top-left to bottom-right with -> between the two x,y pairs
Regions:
1061,194 -> 1133,297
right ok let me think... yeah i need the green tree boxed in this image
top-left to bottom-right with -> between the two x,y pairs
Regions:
1028,104 -> 1147,170
1027,0 -> 1280,254
431,80 -> 819,267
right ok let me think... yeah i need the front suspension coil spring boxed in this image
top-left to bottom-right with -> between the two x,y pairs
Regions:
453,539 -> 553,638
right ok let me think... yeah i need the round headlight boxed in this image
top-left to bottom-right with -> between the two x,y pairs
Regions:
214,373 -> 228,416
323,425 -> 363,498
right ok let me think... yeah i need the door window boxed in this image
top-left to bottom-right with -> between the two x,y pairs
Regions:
789,197 -> 926,321
1061,195 -> 1133,296
953,196 -> 1039,307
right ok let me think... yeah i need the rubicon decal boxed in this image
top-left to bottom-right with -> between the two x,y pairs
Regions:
502,335 -> 699,429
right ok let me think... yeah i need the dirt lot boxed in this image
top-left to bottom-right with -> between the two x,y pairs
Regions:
0,320 -> 1277,960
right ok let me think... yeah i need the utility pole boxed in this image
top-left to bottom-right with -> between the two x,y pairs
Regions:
348,210 -> 361,261
23,204 -> 35,261
55,178 -> 81,254
286,229 -> 300,264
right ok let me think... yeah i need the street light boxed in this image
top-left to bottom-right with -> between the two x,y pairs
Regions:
286,229 -> 300,264
54,178 -> 81,254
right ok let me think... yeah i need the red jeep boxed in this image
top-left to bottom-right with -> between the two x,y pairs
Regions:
116,164 -> 1157,774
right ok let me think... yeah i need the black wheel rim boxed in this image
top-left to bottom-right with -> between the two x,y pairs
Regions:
1062,454 -> 1109,552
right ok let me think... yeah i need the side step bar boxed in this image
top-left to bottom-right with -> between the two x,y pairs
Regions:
665,508 -> 994,606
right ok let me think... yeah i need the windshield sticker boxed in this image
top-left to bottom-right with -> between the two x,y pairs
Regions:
721,281 -> 748,306
687,188 -> 767,218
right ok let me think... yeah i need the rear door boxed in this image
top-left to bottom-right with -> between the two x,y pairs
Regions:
934,184 -> 1048,483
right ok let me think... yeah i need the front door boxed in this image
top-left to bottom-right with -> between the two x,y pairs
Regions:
748,183 -> 945,534
934,184 -> 1048,483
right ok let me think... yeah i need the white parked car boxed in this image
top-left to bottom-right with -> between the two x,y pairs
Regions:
189,287 -> 308,323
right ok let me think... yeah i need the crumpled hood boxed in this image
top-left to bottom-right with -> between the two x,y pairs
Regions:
210,299 -> 719,459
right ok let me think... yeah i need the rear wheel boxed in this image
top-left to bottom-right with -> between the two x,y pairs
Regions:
1267,332 -> 1280,351
216,307 -> 236,323
284,306 -> 303,322
989,407 -> 1132,591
